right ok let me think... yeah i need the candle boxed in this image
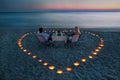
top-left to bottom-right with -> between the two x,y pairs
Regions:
23,49 -> 27,52
32,56 -> 37,59
88,56 -> 93,59
27,52 -> 31,55
95,49 -> 99,52
38,59 -> 42,62
98,47 -> 102,49
48,66 -> 55,70
57,70 -> 63,74
81,58 -> 86,62
73,62 -> 80,67
100,44 -> 104,47
43,62 -> 48,66
92,52 -> 98,55
66,67 -> 72,71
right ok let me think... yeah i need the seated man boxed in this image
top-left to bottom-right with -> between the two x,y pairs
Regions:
37,27 -> 50,41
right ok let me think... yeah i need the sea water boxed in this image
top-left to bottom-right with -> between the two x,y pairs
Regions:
0,12 -> 120,30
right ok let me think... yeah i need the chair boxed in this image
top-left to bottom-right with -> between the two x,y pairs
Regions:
37,36 -> 46,43
71,35 -> 80,42
67,35 -> 80,48
37,35 -> 53,47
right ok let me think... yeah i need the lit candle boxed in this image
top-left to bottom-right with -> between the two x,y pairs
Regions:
101,39 -> 104,42
38,59 -> 42,62
20,47 -> 23,49
98,47 -> 102,49
73,61 -> 80,67
18,42 -> 21,45
28,52 -> 31,55
92,52 -> 98,55
95,49 -> 99,52
32,56 -> 37,59
81,58 -> 86,62
57,69 -> 63,74
100,44 -> 104,47
43,62 -> 48,66
19,44 -> 22,47
88,56 -> 93,59
23,49 -> 27,52
95,34 -> 98,36
48,66 -> 55,70
66,67 -> 72,71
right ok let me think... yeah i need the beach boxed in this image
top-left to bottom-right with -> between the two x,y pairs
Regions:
0,28 -> 119,80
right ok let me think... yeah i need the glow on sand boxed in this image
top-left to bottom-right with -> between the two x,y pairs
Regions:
17,30 -> 104,74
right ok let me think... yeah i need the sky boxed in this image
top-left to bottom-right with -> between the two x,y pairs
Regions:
0,0 -> 120,12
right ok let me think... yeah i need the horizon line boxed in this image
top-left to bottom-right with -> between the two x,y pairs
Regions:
0,9 -> 120,13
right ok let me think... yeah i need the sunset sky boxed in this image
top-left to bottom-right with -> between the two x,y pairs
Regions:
0,0 -> 120,11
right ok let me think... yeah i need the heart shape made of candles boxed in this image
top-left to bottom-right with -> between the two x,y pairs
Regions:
17,30 -> 104,75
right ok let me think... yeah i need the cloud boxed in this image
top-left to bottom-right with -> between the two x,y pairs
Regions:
0,0 -> 44,11
0,0 -> 120,11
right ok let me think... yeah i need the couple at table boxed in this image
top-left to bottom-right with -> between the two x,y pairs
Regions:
38,26 -> 81,43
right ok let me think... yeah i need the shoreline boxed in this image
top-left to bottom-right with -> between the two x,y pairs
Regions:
0,27 -> 120,32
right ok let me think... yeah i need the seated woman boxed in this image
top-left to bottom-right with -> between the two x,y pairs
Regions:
67,26 -> 81,43
72,26 -> 81,35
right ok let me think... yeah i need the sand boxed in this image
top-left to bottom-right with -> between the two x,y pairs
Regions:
0,28 -> 119,80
